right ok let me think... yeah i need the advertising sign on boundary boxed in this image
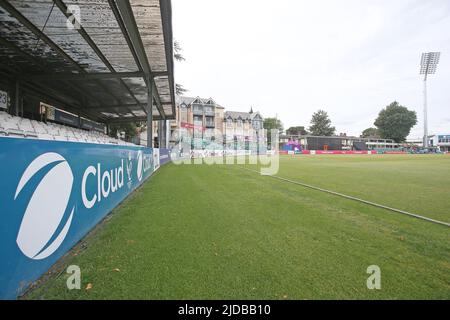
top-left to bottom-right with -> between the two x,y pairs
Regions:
0,138 -> 156,299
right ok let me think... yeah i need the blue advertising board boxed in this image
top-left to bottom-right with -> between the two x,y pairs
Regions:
159,148 -> 171,166
0,137 -> 156,299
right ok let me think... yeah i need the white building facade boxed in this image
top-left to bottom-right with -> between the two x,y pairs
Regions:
431,134 -> 450,152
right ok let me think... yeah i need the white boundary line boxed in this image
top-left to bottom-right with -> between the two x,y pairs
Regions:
237,166 -> 450,228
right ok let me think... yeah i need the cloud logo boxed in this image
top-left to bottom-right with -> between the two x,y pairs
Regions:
15,153 -> 75,260
136,150 -> 143,182
126,151 -> 133,182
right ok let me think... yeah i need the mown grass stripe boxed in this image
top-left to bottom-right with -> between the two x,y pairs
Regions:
237,166 -> 450,228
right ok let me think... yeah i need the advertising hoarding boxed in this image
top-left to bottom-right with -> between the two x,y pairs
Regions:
0,138 -> 155,299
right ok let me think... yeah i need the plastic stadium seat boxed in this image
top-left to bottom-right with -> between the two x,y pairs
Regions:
67,136 -> 79,142
48,128 -> 60,136
34,125 -> 48,134
0,111 -> 11,119
53,135 -> 68,141
32,121 -> 47,132
3,120 -> 19,130
25,131 -> 38,138
0,112 -> 133,146
66,129 -> 76,138
37,133 -> 54,141
7,128 -> 25,138
19,118 -> 34,130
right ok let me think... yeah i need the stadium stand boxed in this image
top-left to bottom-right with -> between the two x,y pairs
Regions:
0,111 -> 133,145
0,0 -> 176,300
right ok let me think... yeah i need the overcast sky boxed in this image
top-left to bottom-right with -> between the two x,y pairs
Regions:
172,0 -> 450,138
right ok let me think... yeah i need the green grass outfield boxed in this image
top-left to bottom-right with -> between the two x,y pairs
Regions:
26,155 -> 450,299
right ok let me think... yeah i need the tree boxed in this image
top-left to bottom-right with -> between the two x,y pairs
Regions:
174,40 -> 188,96
361,127 -> 380,138
308,110 -> 335,136
263,117 -> 284,148
264,117 -> 284,133
286,126 -> 308,136
374,101 -> 417,142
174,41 -> 185,62
176,84 -> 187,96
109,122 -> 138,141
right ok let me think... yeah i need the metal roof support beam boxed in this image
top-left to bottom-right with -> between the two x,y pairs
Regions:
0,70 -> 93,120
83,103 -> 141,111
108,0 -> 141,68
15,80 -> 20,116
52,0 -> 144,117
0,36 -> 50,69
159,0 -> 176,118
107,0 -> 147,116
114,0 -> 166,120
24,72 -> 145,81
19,81 -> 107,122
0,0 -> 124,114
107,117 -> 163,124
22,80 -> 107,122
0,0 -> 82,72
66,83 -> 103,109
147,75 -> 153,148
107,118 -> 142,123
81,102 -> 172,111
0,36 -> 104,114
158,120 -> 166,149
109,0 -> 168,118
153,71 -> 169,77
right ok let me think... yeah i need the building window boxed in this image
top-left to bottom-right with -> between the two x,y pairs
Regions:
193,105 -> 203,113
205,116 -> 214,127
204,106 -> 213,114
252,120 -> 261,130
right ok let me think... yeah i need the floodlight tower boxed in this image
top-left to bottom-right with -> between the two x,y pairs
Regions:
420,52 -> 440,148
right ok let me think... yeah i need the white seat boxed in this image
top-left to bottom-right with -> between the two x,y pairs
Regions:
21,125 -> 35,133
0,115 -> 114,146
37,133 -> 54,141
34,126 -> 48,134
53,135 -> 67,141
0,113 -> 10,123
48,128 -> 60,135
25,131 -> 38,138
3,120 -> 19,130
7,128 -> 25,137
19,118 -> 33,130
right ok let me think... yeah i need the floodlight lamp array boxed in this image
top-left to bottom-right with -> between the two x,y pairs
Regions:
420,52 -> 440,75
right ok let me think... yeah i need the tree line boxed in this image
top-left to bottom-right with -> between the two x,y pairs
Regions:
265,101 -> 417,143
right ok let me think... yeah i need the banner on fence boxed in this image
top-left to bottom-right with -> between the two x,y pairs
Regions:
0,138 -> 156,299
159,148 -> 171,165
153,148 -> 160,171
280,150 -> 376,155
309,150 -> 375,155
